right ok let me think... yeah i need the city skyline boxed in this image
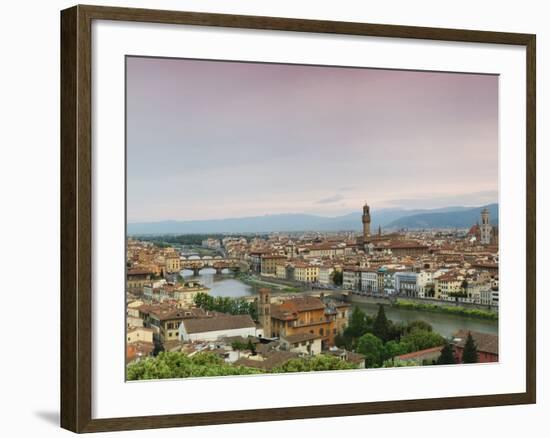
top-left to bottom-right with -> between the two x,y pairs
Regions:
127,56 -> 498,223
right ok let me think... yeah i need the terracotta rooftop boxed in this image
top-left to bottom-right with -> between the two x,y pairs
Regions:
281,332 -> 322,344
452,330 -> 499,355
396,346 -> 444,361
182,314 -> 256,334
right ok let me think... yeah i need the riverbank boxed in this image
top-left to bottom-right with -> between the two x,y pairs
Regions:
348,295 -> 498,321
393,299 -> 498,320
235,273 -> 303,293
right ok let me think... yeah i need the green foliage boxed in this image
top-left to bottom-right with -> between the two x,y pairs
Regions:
126,352 -> 262,380
382,359 -> 417,368
346,306 -> 370,338
406,320 -> 433,333
437,341 -> 457,365
462,332 -> 478,363
393,300 -> 498,320
383,340 -> 408,362
331,270 -> 343,286
372,305 -> 391,342
194,292 -> 258,320
356,333 -> 385,368
399,329 -> 445,353
273,354 -> 357,373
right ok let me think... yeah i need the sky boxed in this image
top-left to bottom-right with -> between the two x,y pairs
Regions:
126,56 -> 498,223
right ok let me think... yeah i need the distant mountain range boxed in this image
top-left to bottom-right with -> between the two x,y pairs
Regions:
127,203 -> 498,235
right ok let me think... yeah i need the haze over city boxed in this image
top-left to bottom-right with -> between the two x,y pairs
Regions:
126,56 -> 498,223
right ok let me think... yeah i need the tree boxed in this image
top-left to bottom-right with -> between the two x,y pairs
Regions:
372,305 -> 391,342
273,354 -> 357,373
462,332 -> 478,363
406,320 -> 433,333
331,270 -> 343,286
127,352 -> 262,380
356,333 -> 384,368
383,339 -> 408,363
400,329 -> 445,353
437,341 -> 456,365
345,306 -> 369,338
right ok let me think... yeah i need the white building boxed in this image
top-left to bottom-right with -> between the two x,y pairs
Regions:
318,266 -> 335,286
416,270 -> 434,298
280,333 -> 322,356
343,267 -> 362,291
179,314 -> 258,342
394,272 -> 418,297
360,270 -> 378,293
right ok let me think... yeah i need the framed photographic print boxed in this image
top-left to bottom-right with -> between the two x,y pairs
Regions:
60,4 -> 536,433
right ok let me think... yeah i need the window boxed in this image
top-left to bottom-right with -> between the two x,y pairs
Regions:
319,328 -> 324,336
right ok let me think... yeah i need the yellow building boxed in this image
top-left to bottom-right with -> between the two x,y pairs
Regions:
165,255 -> 181,273
127,327 -> 154,344
174,281 -> 210,307
276,263 -> 288,279
435,272 -> 464,300
294,263 -> 320,283
261,255 -> 287,276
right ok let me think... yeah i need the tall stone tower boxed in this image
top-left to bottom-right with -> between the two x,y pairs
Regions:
257,288 -> 272,338
480,208 -> 491,245
362,202 -> 371,243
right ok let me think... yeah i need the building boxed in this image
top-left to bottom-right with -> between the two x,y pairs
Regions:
362,202 -> 371,245
279,332 -> 323,356
360,269 -> 378,294
435,272 -> 464,300
394,271 -> 418,297
179,314 -> 258,342
173,280 -> 210,307
343,267 -> 362,291
126,327 -> 154,344
269,296 -> 349,347
276,263 -> 288,280
480,208 -> 492,245
142,306 -> 214,344
318,265 -> 335,286
261,255 -> 287,277
294,263 -> 320,283
417,270 -> 435,298
452,330 -> 498,363
394,346 -> 444,366
126,268 -> 154,291
164,255 -> 181,273
385,241 -> 429,257
249,251 -> 265,273
257,288 -> 272,338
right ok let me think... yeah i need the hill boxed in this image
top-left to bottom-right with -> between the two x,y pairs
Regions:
385,204 -> 498,230
127,205 -> 495,235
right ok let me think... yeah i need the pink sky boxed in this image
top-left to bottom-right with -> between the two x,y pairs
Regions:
126,56 -> 498,222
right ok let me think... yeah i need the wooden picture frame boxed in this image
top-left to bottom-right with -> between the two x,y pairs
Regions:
60,4 -> 536,433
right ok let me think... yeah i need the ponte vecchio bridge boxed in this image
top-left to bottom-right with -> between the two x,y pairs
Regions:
179,256 -> 247,276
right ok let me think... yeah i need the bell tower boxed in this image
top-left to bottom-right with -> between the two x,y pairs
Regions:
257,288 -> 272,338
362,202 -> 371,243
480,208 -> 491,245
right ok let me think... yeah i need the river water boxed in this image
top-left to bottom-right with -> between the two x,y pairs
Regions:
354,302 -> 498,338
180,270 -> 498,338
181,269 -> 256,297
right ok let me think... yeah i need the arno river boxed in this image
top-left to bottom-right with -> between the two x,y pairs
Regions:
181,269 -> 498,339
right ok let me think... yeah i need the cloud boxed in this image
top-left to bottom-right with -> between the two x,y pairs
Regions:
384,190 -> 498,209
316,194 -> 345,204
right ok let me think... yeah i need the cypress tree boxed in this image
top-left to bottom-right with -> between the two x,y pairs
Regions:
372,305 -> 390,342
437,341 -> 456,365
462,332 -> 478,363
